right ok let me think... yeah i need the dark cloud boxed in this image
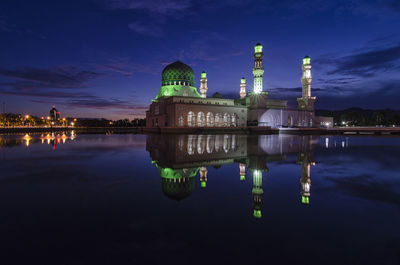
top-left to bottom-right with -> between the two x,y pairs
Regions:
0,66 -> 103,90
31,97 -> 148,117
183,32 -> 244,61
317,44 -> 400,77
64,98 -> 142,110
0,18 -> 10,32
94,57 -> 153,76
128,21 -> 165,38
98,0 -> 192,15
315,79 -> 400,109
0,86 -> 94,99
316,77 -> 360,85
351,0 -> 400,15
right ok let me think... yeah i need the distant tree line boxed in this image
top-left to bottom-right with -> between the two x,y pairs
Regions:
0,113 -> 146,127
316,108 -> 400,126
76,118 -> 146,127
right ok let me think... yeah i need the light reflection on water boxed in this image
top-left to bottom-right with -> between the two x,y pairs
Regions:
0,133 -> 399,264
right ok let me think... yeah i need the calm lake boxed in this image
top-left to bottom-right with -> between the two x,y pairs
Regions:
0,133 -> 399,264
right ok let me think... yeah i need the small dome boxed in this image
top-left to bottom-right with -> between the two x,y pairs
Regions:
255,42 -> 262,46
161,61 -> 194,87
304,55 -> 310,58
212,92 -> 222,99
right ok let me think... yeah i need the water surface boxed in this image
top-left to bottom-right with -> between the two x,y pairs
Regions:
0,133 -> 399,264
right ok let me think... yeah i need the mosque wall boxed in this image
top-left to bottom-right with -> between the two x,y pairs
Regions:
258,109 -> 315,128
146,97 -> 247,128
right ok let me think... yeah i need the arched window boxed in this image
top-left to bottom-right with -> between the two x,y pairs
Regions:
187,135 -> 196,155
215,135 -> 221,152
223,113 -> 231,127
206,135 -> 214,153
231,113 -> 237,127
288,116 -> 293,127
215,113 -> 222,127
197,135 -> 205,154
188,111 -> 195,127
178,116 -> 184,127
223,134 -> 230,153
231,134 -> 236,150
206,112 -> 214,127
178,135 -> 185,151
197,112 -> 205,127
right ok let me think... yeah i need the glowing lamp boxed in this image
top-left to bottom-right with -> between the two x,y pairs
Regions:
254,43 -> 263,53
302,196 -> 310,204
201,181 -> 206,188
253,209 -> 262,219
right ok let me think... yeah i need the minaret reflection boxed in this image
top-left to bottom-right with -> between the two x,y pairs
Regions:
297,152 -> 315,205
248,154 -> 269,219
146,134 -> 316,211
239,163 -> 246,181
200,166 -> 208,188
252,169 -> 264,219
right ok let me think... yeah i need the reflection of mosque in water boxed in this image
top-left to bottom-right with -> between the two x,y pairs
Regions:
147,134 -> 317,219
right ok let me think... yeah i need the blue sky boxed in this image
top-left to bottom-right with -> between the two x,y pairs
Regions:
0,0 -> 399,119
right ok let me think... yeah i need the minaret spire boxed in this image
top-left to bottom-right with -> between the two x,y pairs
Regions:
240,77 -> 246,99
253,43 -> 264,93
199,71 -> 208,98
297,56 -> 316,111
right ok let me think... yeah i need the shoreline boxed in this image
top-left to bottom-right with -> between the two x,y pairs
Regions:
1,126 -> 400,135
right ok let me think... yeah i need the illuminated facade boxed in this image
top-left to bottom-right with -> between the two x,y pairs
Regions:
146,44 -> 331,128
252,43 -> 264,94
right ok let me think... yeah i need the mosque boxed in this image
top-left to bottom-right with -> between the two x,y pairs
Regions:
146,43 -> 332,129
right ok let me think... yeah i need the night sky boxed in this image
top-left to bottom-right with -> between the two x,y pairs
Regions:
0,0 -> 399,119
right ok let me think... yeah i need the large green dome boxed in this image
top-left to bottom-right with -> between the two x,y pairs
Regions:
154,61 -> 201,100
161,61 -> 195,87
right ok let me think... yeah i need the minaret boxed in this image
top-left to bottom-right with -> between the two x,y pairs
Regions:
297,56 -> 316,111
252,169 -> 263,219
200,166 -> 208,188
253,43 -> 264,94
239,163 -> 246,181
199,71 -> 208,98
240,77 -> 246,99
